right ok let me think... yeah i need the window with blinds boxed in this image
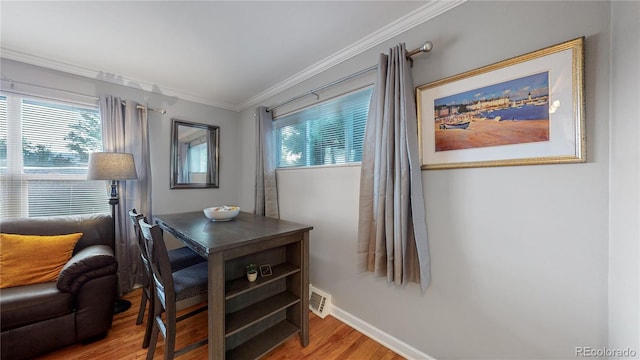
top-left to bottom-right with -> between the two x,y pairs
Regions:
274,87 -> 372,168
0,93 -> 109,218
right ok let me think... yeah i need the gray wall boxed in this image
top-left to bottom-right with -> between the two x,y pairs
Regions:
609,0 -> 640,356
239,1 -> 638,359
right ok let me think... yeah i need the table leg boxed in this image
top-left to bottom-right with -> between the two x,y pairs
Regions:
301,232 -> 310,346
208,252 -> 225,360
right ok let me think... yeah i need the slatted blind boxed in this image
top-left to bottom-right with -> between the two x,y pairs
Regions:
274,87 -> 372,168
0,93 -> 109,218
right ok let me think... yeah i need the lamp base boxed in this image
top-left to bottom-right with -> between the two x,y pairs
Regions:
113,298 -> 132,315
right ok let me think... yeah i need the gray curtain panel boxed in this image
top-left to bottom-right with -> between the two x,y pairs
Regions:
254,106 -> 279,218
100,96 -> 151,293
357,43 -> 431,291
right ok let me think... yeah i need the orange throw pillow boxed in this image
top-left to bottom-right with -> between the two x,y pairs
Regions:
0,233 -> 83,288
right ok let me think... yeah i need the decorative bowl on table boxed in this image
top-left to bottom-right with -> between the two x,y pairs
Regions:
203,206 -> 240,221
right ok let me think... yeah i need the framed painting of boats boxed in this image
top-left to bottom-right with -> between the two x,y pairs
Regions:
417,37 -> 585,170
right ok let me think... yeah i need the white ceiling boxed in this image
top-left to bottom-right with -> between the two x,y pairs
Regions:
1,1 -> 462,111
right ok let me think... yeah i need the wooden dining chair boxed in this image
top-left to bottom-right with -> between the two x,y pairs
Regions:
138,217 -> 209,360
127,209 -> 205,349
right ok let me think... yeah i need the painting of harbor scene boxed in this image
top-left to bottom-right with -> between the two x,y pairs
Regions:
434,71 -> 550,152
418,37 -> 585,169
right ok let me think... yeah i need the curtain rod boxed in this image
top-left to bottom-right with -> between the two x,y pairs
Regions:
1,78 -> 99,102
122,101 -> 166,114
141,105 -> 166,114
1,78 -> 166,114
266,41 -> 433,112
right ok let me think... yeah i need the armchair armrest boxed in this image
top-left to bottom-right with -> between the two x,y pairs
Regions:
56,245 -> 118,294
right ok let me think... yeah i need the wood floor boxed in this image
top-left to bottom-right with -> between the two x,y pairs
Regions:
38,288 -> 404,360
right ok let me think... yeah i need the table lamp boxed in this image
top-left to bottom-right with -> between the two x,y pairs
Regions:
87,152 -> 138,315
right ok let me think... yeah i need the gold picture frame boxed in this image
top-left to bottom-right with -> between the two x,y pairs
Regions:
417,37 -> 585,170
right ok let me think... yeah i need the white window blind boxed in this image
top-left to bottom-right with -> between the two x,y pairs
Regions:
0,93 -> 109,218
274,87 -> 372,168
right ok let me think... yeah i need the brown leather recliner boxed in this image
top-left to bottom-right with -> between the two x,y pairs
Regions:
0,213 -> 118,360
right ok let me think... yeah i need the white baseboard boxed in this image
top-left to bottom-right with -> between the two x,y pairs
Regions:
330,305 -> 437,360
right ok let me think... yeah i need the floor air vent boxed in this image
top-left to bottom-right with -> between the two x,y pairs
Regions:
309,286 -> 331,319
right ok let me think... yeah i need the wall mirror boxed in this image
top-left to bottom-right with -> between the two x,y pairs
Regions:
170,119 -> 219,189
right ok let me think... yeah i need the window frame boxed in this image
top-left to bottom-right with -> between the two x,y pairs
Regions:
272,86 -> 372,170
0,91 -> 108,217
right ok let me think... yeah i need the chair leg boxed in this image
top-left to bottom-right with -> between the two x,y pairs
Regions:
146,316 -> 160,360
164,314 -> 177,360
136,287 -> 148,325
142,292 -> 154,349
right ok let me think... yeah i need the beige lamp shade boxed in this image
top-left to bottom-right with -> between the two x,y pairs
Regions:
87,152 -> 138,181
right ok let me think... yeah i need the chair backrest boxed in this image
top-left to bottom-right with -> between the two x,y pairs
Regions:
128,209 -> 150,284
138,218 -> 175,308
128,209 -> 146,256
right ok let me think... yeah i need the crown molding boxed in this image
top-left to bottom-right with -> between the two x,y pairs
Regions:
237,0 -> 466,111
0,48 -> 240,111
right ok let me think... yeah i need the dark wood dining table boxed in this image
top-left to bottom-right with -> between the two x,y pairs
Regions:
153,210 -> 312,360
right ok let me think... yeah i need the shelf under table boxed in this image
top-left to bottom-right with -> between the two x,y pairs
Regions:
225,263 -> 300,300
226,320 -> 300,360
225,292 -> 300,337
